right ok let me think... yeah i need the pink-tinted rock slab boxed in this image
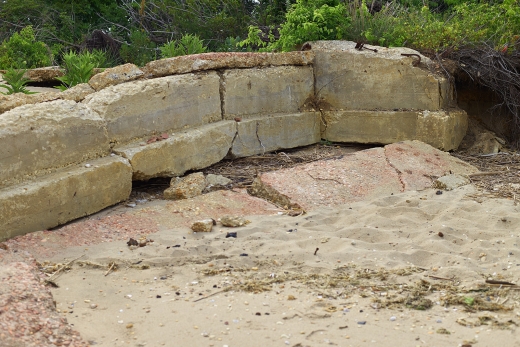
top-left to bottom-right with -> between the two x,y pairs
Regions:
253,147 -> 403,210
385,140 -> 479,191
253,141 -> 478,210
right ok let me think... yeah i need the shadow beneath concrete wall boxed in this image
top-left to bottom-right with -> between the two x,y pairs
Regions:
127,143 -> 376,203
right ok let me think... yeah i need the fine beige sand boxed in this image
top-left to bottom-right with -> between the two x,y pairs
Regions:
45,185 -> 520,347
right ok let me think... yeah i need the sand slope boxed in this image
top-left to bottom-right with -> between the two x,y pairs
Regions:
47,185 -> 520,346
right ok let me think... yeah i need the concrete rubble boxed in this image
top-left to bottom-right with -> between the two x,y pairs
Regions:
164,172 -> 207,200
0,41 -> 474,240
191,219 -> 215,232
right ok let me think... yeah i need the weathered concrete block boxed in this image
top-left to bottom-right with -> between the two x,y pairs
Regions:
0,91 -> 61,114
88,63 -> 144,91
322,108 -> 467,151
142,51 -> 314,78
322,110 -> 418,144
0,156 -> 132,241
114,121 -> 236,180
311,41 -> 452,111
85,72 -> 221,144
223,66 -> 314,118
416,109 -> 468,151
0,100 -> 109,188
230,112 -> 321,158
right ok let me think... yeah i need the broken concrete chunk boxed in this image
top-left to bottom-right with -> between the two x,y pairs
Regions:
220,216 -> 250,227
88,63 -> 144,91
205,174 -> 232,188
467,132 -> 504,155
163,172 -> 206,200
60,83 -> 95,102
434,174 -> 470,191
191,219 -> 214,232
22,66 -> 64,82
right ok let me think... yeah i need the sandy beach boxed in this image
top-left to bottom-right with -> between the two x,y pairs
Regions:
2,141 -> 520,347
4,184 -> 516,346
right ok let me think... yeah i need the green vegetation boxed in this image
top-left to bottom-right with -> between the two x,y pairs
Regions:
55,50 -> 106,91
240,0 -> 350,51
366,0 -> 520,50
0,26 -> 52,69
0,68 -> 36,95
0,0 -> 517,66
119,29 -> 157,67
160,34 -> 208,59
238,0 -> 520,53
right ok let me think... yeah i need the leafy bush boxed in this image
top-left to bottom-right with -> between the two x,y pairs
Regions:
275,0 -> 350,51
0,26 -> 52,69
159,34 -> 208,58
346,0 -> 406,46
0,68 -> 36,94
364,0 -> 520,50
216,36 -> 248,52
55,50 -> 106,91
120,29 -> 156,66
240,0 -> 350,52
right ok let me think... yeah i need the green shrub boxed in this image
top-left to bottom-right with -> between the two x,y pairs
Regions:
275,0 -> 350,51
346,0 -> 406,46
159,34 -> 208,58
55,50 -> 106,91
0,68 -> 36,95
240,0 -> 350,52
390,0 -> 520,50
0,26 -> 52,69
119,29 -> 156,66
344,0 -> 520,51
216,36 -> 247,52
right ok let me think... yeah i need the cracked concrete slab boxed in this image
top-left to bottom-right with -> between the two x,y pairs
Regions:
114,121 -> 237,180
250,140 -> 479,210
229,112 -> 321,158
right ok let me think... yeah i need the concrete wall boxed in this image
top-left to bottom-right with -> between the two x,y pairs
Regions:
0,43 -> 468,240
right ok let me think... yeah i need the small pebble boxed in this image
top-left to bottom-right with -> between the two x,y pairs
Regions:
357,321 -> 366,325
390,316 -> 396,321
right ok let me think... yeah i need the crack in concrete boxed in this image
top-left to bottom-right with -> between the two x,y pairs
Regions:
383,146 -> 405,192
225,121 -> 239,158
217,70 -> 226,120
255,120 -> 266,155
